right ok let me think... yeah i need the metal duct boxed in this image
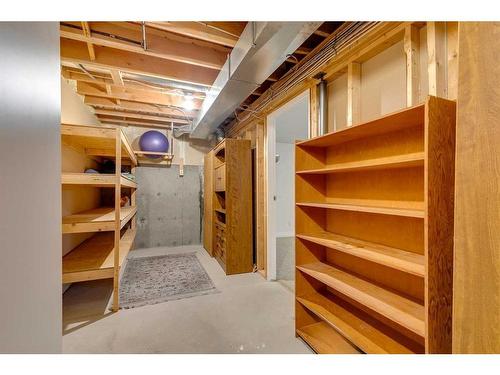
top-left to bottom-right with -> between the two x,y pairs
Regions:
190,22 -> 322,139
316,73 -> 328,136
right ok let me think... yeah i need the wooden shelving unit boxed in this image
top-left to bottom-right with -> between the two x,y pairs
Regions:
61,123 -> 138,311
295,97 -> 456,354
205,138 -> 253,275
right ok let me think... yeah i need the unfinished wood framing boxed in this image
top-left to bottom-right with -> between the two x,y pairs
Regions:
404,24 -> 420,106
347,62 -> 361,126
61,123 -> 138,311
427,22 -> 447,98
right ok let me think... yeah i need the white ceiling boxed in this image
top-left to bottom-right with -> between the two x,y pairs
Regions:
275,94 -> 309,143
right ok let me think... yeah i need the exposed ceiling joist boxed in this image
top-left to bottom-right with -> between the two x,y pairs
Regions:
61,38 -> 218,87
93,109 -> 189,124
84,96 -> 197,118
98,117 -> 187,129
60,23 -> 227,70
110,69 -> 124,86
76,81 -> 203,109
145,21 -> 241,47
80,22 -> 95,60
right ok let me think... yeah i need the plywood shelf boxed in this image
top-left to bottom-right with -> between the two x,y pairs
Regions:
297,321 -> 362,354
62,206 -> 137,234
296,201 -> 425,218
61,123 -> 137,165
62,227 -> 136,284
297,292 -> 422,353
297,262 -> 425,337
297,232 -> 424,277
296,104 -> 425,148
296,152 -> 425,175
215,208 -> 226,215
61,173 -> 137,189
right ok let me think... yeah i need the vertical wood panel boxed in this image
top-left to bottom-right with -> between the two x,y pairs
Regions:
256,122 -> 266,273
427,22 -> 447,98
347,62 -> 361,126
310,85 -> 319,138
405,24 -> 421,106
424,96 -> 456,353
446,22 -> 459,101
453,22 -> 500,354
112,129 -> 122,312
203,151 -> 214,256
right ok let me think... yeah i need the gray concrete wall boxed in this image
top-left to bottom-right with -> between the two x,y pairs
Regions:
134,165 -> 203,249
0,22 -> 62,353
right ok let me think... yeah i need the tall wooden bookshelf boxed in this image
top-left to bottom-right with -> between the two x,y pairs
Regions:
61,123 -> 138,311
209,138 -> 253,275
295,96 -> 456,354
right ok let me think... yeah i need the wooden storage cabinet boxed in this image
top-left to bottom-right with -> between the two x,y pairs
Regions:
203,151 -> 214,256
205,138 -> 253,275
295,97 -> 456,354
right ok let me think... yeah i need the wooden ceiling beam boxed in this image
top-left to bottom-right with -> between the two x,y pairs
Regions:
61,38 -> 218,87
81,22 -> 95,60
77,81 -> 203,109
84,96 -> 198,118
314,29 -> 330,38
60,23 -> 226,70
93,109 -> 189,124
145,21 -> 240,47
110,69 -> 123,86
98,117 -> 188,129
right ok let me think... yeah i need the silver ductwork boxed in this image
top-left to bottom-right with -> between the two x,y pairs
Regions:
190,21 -> 322,139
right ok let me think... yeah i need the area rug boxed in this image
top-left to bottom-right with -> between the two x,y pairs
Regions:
118,252 -> 219,309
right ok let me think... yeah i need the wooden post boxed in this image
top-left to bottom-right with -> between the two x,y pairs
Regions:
309,84 -> 319,138
347,62 -> 361,126
112,129 -> 122,312
404,24 -> 420,106
427,22 -> 447,98
130,165 -> 136,231
446,22 -> 459,101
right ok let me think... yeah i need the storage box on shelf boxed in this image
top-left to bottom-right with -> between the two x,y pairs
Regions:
203,138 -> 253,275
295,97 -> 456,354
61,123 -> 138,311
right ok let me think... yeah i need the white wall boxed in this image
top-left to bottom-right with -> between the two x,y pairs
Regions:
0,22 -> 62,353
275,143 -> 295,237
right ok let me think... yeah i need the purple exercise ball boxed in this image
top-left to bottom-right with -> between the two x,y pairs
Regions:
139,131 -> 169,159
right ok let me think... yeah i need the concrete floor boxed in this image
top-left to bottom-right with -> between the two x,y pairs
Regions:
62,244 -> 312,354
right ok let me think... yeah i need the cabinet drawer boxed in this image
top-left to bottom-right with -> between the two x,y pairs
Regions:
214,165 -> 226,191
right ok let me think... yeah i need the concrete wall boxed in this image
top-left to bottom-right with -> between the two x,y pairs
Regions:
0,22 -> 62,353
275,143 -> 295,237
134,165 -> 203,249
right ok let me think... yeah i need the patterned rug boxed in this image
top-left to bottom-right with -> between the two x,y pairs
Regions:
118,252 -> 219,309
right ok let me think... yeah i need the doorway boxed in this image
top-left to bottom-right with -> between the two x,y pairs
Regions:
266,91 -> 310,283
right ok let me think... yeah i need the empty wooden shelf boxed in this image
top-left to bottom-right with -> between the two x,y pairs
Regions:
297,321 -> 361,354
62,227 -> 136,284
61,172 -> 137,189
205,138 -> 253,275
295,97 -> 456,353
297,262 -> 425,336
296,232 -> 425,277
62,206 -> 137,234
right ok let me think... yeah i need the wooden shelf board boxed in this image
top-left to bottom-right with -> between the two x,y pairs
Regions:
61,173 -> 137,189
215,208 -> 226,214
297,262 -> 425,337
297,292 -> 421,353
62,206 -> 137,234
62,227 -> 136,283
297,321 -> 362,354
296,104 -> 424,148
61,123 -> 137,165
297,232 -> 424,277
296,201 -> 424,218
296,152 -> 425,174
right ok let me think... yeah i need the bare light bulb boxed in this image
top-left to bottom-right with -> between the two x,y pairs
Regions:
183,94 -> 195,110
